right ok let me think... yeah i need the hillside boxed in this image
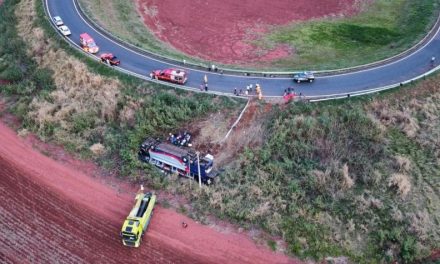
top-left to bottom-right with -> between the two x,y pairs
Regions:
0,0 -> 439,263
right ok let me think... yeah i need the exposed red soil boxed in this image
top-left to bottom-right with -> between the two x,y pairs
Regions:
136,0 -> 360,65
429,249 -> 440,261
0,121 -> 300,262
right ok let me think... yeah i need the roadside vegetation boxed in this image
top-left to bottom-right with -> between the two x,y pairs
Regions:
185,80 -> 440,263
0,0 -> 439,263
78,0 -> 439,70
0,0 -> 243,178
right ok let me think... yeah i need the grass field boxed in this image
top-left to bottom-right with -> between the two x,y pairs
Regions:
185,81 -> 440,262
263,0 -> 440,69
1,0 -> 439,263
78,0 -> 439,70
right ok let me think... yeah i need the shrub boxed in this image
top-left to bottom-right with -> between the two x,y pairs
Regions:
0,64 -> 24,82
89,143 -> 106,156
388,173 -> 411,198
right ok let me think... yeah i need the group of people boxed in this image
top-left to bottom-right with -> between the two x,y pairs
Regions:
168,131 -> 192,147
233,84 -> 254,96
233,83 -> 262,99
283,87 -> 296,103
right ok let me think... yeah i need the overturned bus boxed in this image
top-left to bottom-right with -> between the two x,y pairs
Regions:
138,138 -> 217,184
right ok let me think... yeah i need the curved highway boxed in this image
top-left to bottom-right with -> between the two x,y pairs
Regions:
47,0 -> 440,98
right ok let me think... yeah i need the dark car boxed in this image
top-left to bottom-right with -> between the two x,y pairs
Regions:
293,71 -> 315,83
100,53 -> 120,66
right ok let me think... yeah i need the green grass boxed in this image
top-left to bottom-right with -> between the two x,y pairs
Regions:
267,239 -> 277,251
0,0 -> 55,125
184,87 -> 440,262
78,0 -> 439,70
265,0 -> 439,69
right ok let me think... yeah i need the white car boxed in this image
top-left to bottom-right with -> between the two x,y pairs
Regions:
53,16 -> 63,26
58,25 -> 71,36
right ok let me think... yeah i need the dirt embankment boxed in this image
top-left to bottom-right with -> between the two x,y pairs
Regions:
136,0 -> 359,64
0,116 -> 299,263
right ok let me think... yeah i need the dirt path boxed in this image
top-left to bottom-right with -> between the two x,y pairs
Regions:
136,0 -> 359,65
0,119 -> 300,263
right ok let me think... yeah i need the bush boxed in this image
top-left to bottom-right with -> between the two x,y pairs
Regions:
71,112 -> 96,134
0,64 -> 24,82
32,68 -> 55,92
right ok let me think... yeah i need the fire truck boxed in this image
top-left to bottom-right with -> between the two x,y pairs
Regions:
150,68 -> 188,84
138,138 -> 216,184
79,33 -> 99,54
100,53 -> 120,66
120,186 -> 156,247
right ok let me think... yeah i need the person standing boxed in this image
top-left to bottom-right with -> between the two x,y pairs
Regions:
255,84 -> 262,100
204,83 -> 208,91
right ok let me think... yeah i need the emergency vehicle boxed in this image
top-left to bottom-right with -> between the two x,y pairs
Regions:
100,53 -> 120,66
150,68 -> 188,84
79,33 -> 99,54
120,186 -> 156,247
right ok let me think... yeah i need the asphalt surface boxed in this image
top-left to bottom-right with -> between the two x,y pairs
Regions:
47,0 -> 440,97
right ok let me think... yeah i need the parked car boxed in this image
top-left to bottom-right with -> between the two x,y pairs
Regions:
150,68 -> 188,84
53,16 -> 64,26
58,25 -> 71,36
293,71 -> 315,83
100,53 -> 120,66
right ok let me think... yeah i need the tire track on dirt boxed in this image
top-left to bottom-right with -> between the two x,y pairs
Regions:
0,154 -> 195,264
0,120 -> 299,263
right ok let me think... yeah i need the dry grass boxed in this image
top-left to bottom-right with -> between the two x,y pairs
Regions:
368,100 -> 420,138
89,143 -> 106,156
393,155 -> 411,172
17,128 -> 29,137
367,79 -> 440,155
340,163 -> 354,190
195,111 -> 233,145
408,210 -> 435,241
388,173 -> 411,198
16,0 -> 120,145
214,100 -> 265,167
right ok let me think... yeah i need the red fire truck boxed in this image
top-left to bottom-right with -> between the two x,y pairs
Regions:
100,53 -> 120,66
150,68 -> 188,84
79,33 -> 99,54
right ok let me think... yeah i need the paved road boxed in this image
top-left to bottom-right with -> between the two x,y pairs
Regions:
47,0 -> 440,97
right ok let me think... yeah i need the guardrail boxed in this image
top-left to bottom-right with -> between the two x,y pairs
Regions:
307,65 -> 440,102
74,0 -> 440,77
43,0 -> 440,103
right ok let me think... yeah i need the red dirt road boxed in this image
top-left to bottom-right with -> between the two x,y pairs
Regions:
136,0 -> 360,64
0,120 -> 300,264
